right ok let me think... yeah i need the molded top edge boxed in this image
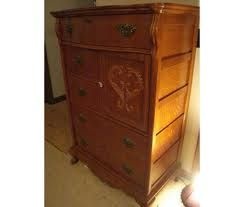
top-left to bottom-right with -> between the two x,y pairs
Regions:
51,3 -> 199,17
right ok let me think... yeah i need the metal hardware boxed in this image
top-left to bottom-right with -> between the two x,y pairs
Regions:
65,24 -> 73,35
79,113 -> 86,123
123,137 -> 135,149
73,56 -> 83,65
80,137 -> 87,147
79,88 -> 86,96
65,18 -> 73,35
97,81 -> 103,88
116,24 -> 136,37
122,164 -> 133,175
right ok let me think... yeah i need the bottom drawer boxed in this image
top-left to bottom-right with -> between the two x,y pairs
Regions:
151,141 -> 180,186
71,106 -> 148,187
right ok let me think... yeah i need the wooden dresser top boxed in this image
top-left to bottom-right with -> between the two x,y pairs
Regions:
51,3 -> 199,17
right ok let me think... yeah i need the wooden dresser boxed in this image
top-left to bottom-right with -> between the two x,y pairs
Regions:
51,3 -> 199,207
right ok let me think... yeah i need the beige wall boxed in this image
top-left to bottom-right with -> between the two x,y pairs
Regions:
45,0 -> 93,97
180,49 -> 199,173
97,0 -> 200,174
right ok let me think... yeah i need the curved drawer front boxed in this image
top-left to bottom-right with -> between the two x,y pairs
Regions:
71,106 -> 148,187
60,14 -> 153,49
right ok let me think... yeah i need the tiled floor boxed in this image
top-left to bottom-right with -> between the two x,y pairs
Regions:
45,101 -> 187,207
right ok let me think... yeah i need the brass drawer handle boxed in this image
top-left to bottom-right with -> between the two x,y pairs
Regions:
80,137 -> 87,147
116,24 -> 136,37
73,56 -> 83,65
122,164 -> 133,175
79,113 -> 86,123
97,81 -> 103,88
79,88 -> 86,96
123,137 -> 135,149
65,24 -> 73,35
64,18 -> 73,36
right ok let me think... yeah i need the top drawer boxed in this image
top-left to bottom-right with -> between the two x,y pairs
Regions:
59,14 -> 153,49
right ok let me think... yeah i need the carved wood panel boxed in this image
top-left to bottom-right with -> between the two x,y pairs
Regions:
101,52 -> 149,132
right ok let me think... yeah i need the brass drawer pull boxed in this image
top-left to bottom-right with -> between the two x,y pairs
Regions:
79,88 -> 86,96
123,137 -> 135,149
97,81 -> 103,88
73,56 -> 83,65
79,113 -> 86,123
65,18 -> 73,35
122,164 -> 133,175
116,24 -> 136,37
80,137 -> 87,147
65,24 -> 73,35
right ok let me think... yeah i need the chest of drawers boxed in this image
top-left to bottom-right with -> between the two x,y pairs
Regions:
51,3 -> 199,207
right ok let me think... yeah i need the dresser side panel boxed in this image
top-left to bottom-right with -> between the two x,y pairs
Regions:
149,10 -> 199,189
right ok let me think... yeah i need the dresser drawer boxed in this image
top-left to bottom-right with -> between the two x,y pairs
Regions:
60,14 -> 153,49
71,106 -> 148,187
63,45 -> 99,81
67,75 -> 101,111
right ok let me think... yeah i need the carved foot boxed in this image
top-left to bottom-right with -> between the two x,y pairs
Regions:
140,197 -> 156,207
70,156 -> 79,165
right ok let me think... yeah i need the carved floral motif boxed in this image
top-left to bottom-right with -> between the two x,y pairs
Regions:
108,64 -> 144,113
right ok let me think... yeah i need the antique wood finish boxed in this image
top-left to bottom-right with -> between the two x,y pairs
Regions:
62,45 -> 99,81
67,75 -> 101,111
60,15 -> 153,49
52,3 -> 199,207
152,115 -> 183,163
101,51 -> 150,132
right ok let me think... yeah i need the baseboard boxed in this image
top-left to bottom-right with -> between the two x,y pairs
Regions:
45,94 -> 66,104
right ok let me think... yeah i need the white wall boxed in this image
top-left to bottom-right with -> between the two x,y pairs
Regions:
45,0 -> 93,97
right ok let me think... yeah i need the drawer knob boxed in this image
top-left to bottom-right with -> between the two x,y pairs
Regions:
79,113 -> 86,123
122,164 -> 133,175
123,137 -> 135,149
73,56 -> 83,65
97,81 -> 103,88
79,88 -> 86,96
116,24 -> 136,37
80,137 -> 87,147
65,24 -> 73,35
65,18 -> 73,35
